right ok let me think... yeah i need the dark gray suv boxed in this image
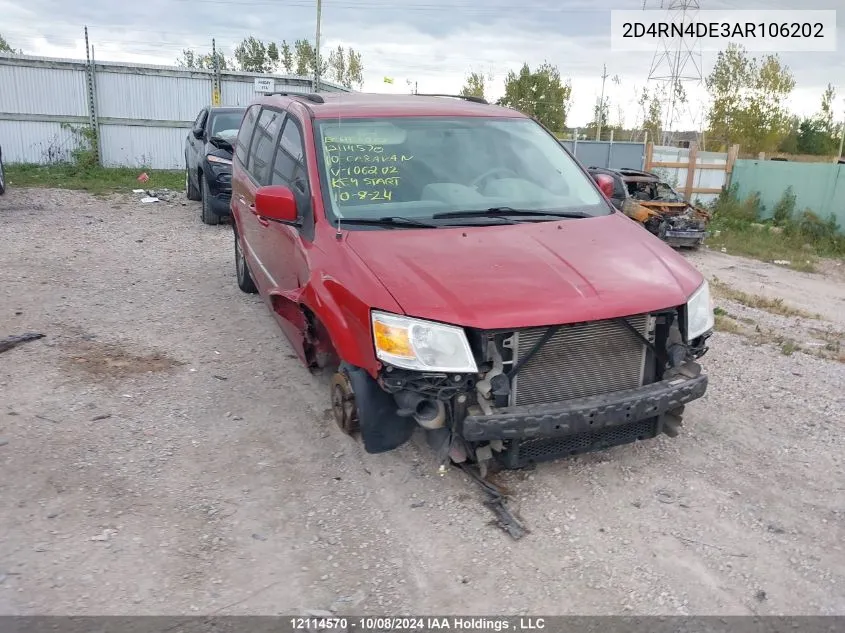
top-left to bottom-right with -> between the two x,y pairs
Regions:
185,106 -> 246,225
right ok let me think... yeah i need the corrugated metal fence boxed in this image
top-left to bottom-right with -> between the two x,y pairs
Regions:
0,53 -> 351,169
559,139 -> 646,171
731,160 -> 845,227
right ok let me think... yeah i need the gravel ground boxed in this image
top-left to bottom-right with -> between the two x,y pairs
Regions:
1,188 -> 844,616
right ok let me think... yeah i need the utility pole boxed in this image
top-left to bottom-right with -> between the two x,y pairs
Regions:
838,111 -> 845,159
596,64 -> 608,141
211,38 -> 221,106
314,0 -> 322,92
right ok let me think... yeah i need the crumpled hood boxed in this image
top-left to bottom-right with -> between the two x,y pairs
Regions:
345,212 -> 704,330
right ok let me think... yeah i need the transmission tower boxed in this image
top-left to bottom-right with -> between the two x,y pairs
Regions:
646,0 -> 704,145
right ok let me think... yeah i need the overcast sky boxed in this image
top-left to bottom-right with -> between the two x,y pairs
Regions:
1,0 -> 843,129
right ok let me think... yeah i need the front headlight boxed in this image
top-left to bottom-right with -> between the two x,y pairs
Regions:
686,280 -> 715,341
207,155 -> 232,165
371,310 -> 478,373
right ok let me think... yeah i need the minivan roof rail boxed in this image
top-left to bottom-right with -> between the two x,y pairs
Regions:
262,92 -> 325,104
414,93 -> 489,105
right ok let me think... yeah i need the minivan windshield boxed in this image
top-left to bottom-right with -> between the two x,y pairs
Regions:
313,116 -> 611,224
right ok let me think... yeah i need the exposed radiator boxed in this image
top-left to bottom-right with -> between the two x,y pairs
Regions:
508,314 -> 654,407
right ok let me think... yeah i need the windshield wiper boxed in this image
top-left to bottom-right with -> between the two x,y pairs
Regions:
432,207 -> 592,220
339,216 -> 440,228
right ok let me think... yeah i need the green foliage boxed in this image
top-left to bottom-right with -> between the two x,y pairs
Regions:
234,36 -> 272,73
60,123 -> 99,170
327,45 -> 364,89
584,97 -> 609,140
707,184 -> 845,265
181,49 -> 229,71
293,39 -> 320,76
459,71 -> 487,101
497,62 -> 572,133
9,122 -> 181,195
6,164 -> 183,194
177,37 -> 363,85
280,42 -> 293,73
709,184 -> 763,227
0,33 -> 22,54
637,86 -> 662,143
795,84 -> 839,156
705,44 -> 796,153
771,186 -> 796,226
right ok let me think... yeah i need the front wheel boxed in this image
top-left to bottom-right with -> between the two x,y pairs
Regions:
234,230 -> 257,294
200,174 -> 220,225
185,161 -> 200,201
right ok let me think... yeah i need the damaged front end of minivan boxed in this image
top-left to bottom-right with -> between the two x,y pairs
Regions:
333,287 -> 713,474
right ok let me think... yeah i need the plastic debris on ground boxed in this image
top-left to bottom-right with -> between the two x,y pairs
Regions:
134,188 -> 180,204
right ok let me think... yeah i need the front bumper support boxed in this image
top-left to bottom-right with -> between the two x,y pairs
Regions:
461,373 -> 708,442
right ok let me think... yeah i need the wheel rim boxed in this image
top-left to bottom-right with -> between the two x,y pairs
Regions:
330,372 -> 358,434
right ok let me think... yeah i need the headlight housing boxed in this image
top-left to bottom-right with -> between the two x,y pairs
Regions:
686,280 -> 714,341
371,310 -> 478,373
207,155 -> 232,165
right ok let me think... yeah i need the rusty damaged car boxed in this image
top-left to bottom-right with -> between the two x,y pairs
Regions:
589,167 -> 711,248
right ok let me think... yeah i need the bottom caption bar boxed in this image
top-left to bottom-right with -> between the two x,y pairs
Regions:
1,617 -> 845,633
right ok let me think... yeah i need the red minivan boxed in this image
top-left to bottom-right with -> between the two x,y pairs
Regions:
230,92 -> 714,472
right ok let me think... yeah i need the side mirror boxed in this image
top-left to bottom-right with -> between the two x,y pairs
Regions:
594,174 -> 615,199
255,185 -> 298,224
192,127 -> 204,139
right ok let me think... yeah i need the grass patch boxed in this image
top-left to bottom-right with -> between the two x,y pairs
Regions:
6,163 -> 184,195
706,185 -> 845,271
779,339 -> 800,356
706,227 -> 819,272
714,312 -> 745,334
710,278 -> 819,319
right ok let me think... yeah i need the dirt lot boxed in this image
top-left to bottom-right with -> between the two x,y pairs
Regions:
1,188 -> 844,616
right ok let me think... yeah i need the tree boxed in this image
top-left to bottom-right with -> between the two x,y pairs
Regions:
637,87 -> 663,143
293,39 -> 316,76
460,71 -> 487,100
705,43 -> 795,153
234,36 -> 271,73
496,62 -> 572,133
818,83 -> 838,139
266,42 -> 280,71
346,49 -> 363,89
280,41 -> 293,73
176,49 -> 230,70
585,97 -> 610,140
177,36 -> 362,84
0,33 -> 22,54
327,45 -> 365,89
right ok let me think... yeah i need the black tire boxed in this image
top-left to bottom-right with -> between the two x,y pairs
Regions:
0,149 -> 6,196
185,160 -> 201,201
234,229 -> 257,294
200,173 -> 220,225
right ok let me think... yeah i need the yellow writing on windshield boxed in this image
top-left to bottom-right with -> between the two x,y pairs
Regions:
323,135 -> 414,203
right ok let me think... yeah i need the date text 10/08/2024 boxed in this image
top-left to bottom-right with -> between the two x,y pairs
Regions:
290,617 -> 547,631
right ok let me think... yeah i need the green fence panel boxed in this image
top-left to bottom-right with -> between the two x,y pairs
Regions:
731,160 -> 845,228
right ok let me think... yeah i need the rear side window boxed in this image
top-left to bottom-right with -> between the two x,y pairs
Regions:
271,119 -> 305,186
234,105 -> 260,166
248,108 -> 284,185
